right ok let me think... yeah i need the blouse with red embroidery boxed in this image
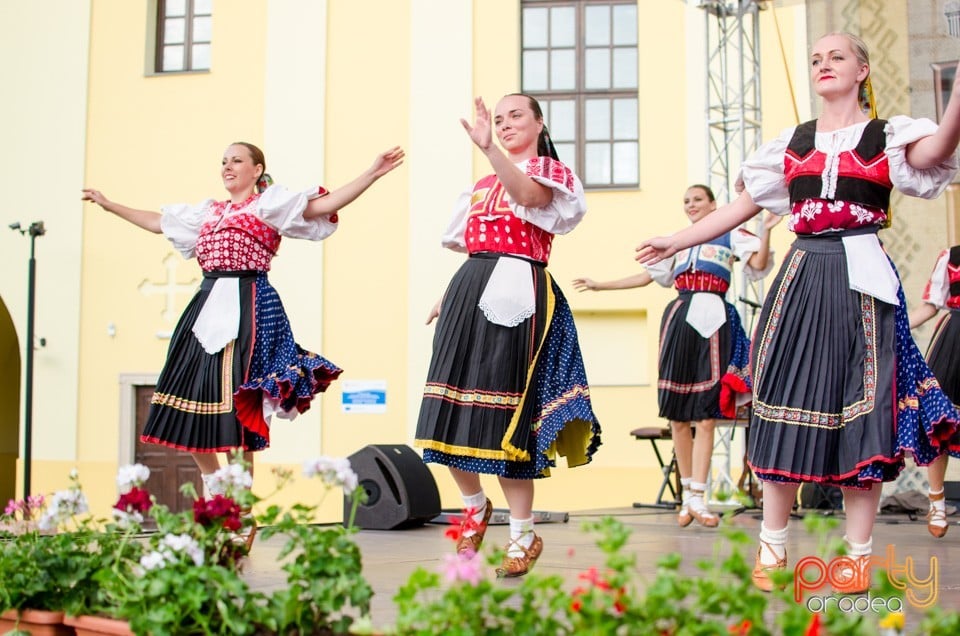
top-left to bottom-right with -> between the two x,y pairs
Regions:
160,184 -> 334,272
741,116 -> 957,232
441,157 -> 586,265
921,247 -> 960,310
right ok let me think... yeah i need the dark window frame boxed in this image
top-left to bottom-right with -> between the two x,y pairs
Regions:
521,0 -> 639,190
155,0 -> 212,73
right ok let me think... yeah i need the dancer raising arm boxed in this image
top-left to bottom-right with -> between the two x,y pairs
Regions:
83,142 -> 403,548
638,32 -> 960,593
415,94 -> 601,578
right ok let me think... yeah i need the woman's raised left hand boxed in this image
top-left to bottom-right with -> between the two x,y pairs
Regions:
369,146 -> 405,178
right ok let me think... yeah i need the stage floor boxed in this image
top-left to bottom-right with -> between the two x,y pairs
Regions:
241,505 -> 959,630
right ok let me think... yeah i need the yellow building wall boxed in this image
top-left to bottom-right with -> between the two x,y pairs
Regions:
0,1 -> 89,500
9,0 -> 810,519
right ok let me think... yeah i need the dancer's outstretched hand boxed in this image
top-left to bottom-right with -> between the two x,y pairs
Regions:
369,146 -> 405,178
572,277 -> 598,292
426,298 -> 442,325
636,237 -> 677,266
81,188 -> 112,210
460,97 -> 492,151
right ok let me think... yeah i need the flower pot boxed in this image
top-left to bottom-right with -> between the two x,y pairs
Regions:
0,609 -> 75,635
63,615 -> 133,636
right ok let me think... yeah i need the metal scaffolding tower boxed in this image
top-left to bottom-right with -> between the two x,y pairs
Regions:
698,0 -> 764,206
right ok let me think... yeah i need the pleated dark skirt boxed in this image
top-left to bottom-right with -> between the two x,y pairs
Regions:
748,233 -> 959,488
415,254 -> 601,479
924,310 -> 960,457
658,291 -> 751,421
141,271 -> 342,453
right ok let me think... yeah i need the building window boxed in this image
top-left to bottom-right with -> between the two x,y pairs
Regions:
521,0 -> 638,188
156,0 -> 212,73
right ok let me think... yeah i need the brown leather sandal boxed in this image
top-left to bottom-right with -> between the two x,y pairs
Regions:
686,489 -> 719,528
751,539 -> 787,592
456,498 -> 493,554
928,491 -> 948,538
496,533 -> 543,578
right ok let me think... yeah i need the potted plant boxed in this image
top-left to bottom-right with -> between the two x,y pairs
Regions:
0,470 -> 142,635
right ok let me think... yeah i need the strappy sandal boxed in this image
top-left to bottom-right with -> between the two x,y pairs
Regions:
456,498 -> 493,555
928,491 -> 949,538
751,539 -> 787,592
496,533 -> 543,578
686,489 -> 719,528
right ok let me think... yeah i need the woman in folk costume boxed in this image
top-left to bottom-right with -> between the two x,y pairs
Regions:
638,32 -> 960,593
415,94 -> 601,577
574,184 -> 780,528
83,142 -> 403,540
909,247 -> 960,537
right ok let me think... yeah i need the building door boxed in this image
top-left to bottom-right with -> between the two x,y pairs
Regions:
0,296 -> 19,504
134,385 -> 202,514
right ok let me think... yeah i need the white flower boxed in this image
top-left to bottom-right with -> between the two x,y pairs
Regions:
205,463 -> 253,497
111,508 -> 144,530
140,551 -> 166,571
161,533 -> 204,566
303,456 -> 359,493
116,464 -> 151,494
37,487 -> 89,530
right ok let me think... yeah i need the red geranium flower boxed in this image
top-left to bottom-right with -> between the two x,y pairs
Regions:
193,494 -> 242,532
114,486 -> 152,514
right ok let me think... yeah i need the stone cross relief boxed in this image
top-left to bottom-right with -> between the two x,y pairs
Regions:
137,253 -> 198,339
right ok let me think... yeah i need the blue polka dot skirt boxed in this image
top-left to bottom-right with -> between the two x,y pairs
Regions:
657,292 -> 752,422
415,254 -> 602,479
747,234 -> 959,489
922,310 -> 960,457
141,271 -> 342,453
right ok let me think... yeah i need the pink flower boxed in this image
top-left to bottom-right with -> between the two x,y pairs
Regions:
441,550 -> 483,586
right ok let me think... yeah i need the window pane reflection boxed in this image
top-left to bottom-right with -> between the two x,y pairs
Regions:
613,5 -> 637,45
165,0 -> 186,17
613,48 -> 637,89
192,44 -> 211,70
163,45 -> 184,71
585,5 -> 609,46
585,99 -> 610,140
585,142 -> 611,184
613,98 -> 638,139
550,7 -> 575,47
523,8 -> 548,48
164,18 -> 185,45
585,48 -> 610,89
613,142 -> 638,184
523,50 -> 548,91
547,99 -> 576,141
550,49 -> 575,90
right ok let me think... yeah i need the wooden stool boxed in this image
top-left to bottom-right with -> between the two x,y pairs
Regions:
630,426 -> 681,509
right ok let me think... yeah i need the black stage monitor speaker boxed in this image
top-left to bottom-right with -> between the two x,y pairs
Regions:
345,444 -> 441,530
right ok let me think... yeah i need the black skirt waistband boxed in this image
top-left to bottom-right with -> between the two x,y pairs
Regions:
469,251 -> 547,268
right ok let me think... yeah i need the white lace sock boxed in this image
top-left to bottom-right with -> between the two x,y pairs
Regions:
929,488 -> 948,530
507,516 -> 535,557
688,481 -> 712,514
680,477 -> 692,507
461,490 -> 488,537
758,523 -> 788,566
